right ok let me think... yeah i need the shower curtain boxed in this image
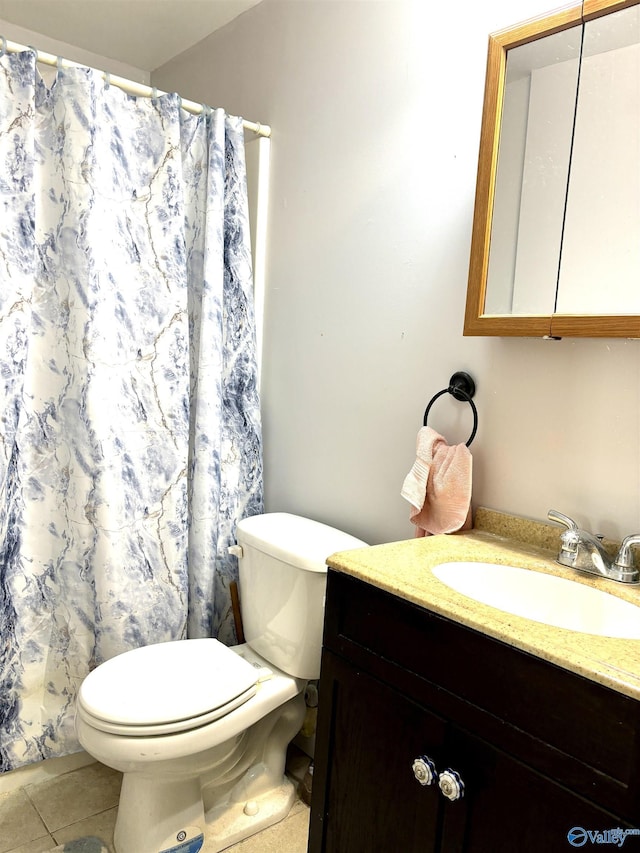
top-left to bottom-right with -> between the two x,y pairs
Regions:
0,51 -> 263,772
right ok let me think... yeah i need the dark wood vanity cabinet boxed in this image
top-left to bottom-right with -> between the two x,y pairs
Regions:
308,571 -> 640,853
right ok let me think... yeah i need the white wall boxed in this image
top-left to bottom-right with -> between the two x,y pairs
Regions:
153,0 -> 640,546
0,18 -> 149,83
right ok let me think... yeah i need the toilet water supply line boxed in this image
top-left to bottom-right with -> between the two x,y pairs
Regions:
229,581 -> 245,644
228,545 -> 246,643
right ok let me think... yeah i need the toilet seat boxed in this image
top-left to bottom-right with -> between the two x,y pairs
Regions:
78,638 -> 261,736
78,685 -> 258,736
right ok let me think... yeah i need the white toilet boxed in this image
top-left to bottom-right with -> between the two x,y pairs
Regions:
76,512 -> 366,853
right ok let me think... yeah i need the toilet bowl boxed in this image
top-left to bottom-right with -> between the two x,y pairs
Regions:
76,513 -> 367,853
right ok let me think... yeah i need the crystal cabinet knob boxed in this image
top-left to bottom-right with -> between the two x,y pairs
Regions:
412,755 -> 437,786
438,768 -> 465,801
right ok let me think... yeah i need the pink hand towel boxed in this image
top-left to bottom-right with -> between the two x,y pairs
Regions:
401,426 -> 472,537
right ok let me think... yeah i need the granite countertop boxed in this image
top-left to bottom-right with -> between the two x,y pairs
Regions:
326,508 -> 640,701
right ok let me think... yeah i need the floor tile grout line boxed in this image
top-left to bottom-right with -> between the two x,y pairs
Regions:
22,783 -> 55,833
4,832 -> 56,853
22,763 -> 122,835
50,804 -> 118,832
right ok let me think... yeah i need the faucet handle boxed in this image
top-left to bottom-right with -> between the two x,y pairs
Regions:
547,510 -> 579,531
548,510 -> 581,567
614,534 -> 640,572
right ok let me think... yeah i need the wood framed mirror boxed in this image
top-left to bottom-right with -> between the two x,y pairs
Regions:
464,0 -> 640,338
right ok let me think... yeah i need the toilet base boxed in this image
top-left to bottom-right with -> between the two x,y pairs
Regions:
107,690 -> 306,853
115,773 -> 206,853
205,777 -> 297,852
112,767 -> 297,853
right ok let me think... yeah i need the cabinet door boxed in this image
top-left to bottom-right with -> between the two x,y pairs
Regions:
440,725 -> 635,853
309,651 -> 446,853
309,654 -> 636,853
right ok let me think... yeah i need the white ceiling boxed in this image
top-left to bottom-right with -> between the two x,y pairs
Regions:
0,0 -> 263,71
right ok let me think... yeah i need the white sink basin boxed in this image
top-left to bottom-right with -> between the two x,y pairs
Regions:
432,561 -> 640,639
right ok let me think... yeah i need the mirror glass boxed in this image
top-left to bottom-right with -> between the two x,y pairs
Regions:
466,0 -> 640,336
485,25 -> 582,315
556,4 -> 640,314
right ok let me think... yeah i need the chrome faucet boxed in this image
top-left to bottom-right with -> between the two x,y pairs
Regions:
548,510 -> 640,584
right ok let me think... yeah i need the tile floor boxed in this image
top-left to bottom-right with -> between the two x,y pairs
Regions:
0,749 -> 311,853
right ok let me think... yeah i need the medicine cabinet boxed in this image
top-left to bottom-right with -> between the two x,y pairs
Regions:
464,0 -> 640,338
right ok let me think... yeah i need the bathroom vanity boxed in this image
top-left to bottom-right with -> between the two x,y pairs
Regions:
308,516 -> 640,852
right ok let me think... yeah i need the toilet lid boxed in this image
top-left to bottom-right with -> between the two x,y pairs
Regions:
78,638 -> 259,728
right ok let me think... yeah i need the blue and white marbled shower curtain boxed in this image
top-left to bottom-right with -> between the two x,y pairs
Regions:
0,52 -> 263,772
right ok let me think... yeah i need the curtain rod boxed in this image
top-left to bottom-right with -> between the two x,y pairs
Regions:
0,35 -> 271,138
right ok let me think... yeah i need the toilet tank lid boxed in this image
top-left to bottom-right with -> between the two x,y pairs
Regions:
236,512 -> 367,573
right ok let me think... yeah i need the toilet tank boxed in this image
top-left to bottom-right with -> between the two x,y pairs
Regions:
235,513 -> 367,680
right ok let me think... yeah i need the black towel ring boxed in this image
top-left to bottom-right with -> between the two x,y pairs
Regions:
423,371 -> 478,447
